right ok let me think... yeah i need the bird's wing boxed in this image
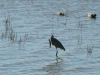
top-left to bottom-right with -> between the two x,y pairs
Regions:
53,38 -> 65,51
49,39 -> 51,48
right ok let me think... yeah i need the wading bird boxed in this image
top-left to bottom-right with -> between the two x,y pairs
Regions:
88,13 -> 96,19
49,35 -> 65,57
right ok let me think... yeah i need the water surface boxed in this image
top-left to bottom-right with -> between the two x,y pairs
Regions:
0,0 -> 100,75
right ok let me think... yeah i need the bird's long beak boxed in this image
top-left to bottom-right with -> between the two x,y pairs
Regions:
49,39 -> 51,48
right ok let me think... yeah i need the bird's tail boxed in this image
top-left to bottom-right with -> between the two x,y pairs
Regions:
61,46 -> 65,51
63,48 -> 65,51
62,44 -> 65,51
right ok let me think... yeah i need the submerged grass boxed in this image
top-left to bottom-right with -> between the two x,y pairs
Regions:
87,45 -> 93,55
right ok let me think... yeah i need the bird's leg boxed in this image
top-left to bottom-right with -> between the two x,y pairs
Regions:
56,48 -> 58,58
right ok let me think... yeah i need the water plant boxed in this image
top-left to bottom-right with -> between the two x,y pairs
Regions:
1,15 -> 28,47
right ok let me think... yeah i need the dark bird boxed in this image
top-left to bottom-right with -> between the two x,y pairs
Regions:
88,13 -> 96,19
49,35 -> 65,57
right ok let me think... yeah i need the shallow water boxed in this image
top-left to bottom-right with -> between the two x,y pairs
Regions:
0,0 -> 100,75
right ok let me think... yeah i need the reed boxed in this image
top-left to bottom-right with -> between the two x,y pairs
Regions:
24,34 -> 28,43
77,12 -> 83,44
77,22 -> 83,44
87,45 -> 93,55
1,15 -> 28,47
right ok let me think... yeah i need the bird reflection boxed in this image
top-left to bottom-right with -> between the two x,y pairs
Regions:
43,58 -> 64,75
56,56 -> 59,62
56,56 -> 62,63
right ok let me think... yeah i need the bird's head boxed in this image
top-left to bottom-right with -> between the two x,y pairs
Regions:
94,14 -> 96,16
51,35 -> 54,38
